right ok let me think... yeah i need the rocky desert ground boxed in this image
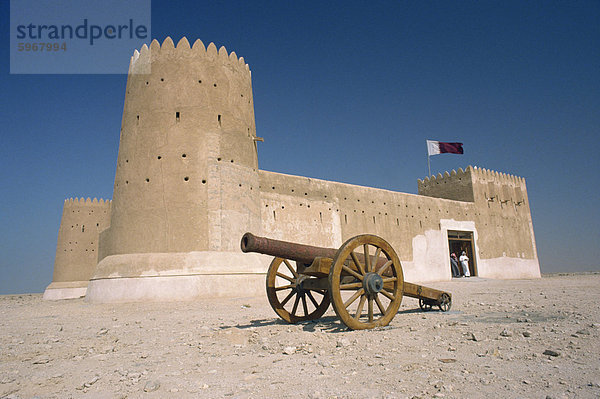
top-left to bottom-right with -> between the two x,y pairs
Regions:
1,273 -> 599,399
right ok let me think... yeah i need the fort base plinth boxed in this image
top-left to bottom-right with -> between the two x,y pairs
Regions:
43,281 -> 88,300
85,252 -> 270,303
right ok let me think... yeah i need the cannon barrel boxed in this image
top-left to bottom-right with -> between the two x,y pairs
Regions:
241,232 -> 338,265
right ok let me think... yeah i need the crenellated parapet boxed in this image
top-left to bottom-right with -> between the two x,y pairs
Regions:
470,166 -> 526,187
129,37 -> 251,76
418,166 -> 475,202
418,166 -> 529,207
418,166 -> 471,185
63,197 -> 112,208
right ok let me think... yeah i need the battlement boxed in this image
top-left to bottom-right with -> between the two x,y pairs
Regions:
418,166 -> 528,203
64,197 -> 112,208
418,167 -> 474,202
129,37 -> 251,75
418,166 -> 470,186
470,166 -> 526,187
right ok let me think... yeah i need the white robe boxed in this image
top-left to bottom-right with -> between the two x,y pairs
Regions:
459,254 -> 470,277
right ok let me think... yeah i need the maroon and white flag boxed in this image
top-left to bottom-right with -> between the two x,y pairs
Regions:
427,140 -> 464,156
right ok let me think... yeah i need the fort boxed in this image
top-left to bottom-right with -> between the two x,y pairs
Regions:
43,37 -> 540,302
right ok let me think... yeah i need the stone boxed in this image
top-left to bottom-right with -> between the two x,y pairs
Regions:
283,346 -> 296,355
500,329 -> 513,337
84,376 -> 99,388
32,357 -> 50,364
543,350 -> 560,357
144,380 -> 160,392
336,338 -> 351,348
522,331 -> 532,337
466,332 -> 480,341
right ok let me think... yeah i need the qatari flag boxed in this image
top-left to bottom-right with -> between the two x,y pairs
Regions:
427,140 -> 464,156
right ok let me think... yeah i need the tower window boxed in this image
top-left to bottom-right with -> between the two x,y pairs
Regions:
176,111 -> 180,121
218,114 -> 222,127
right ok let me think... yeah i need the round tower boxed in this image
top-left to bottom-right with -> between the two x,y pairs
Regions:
87,38 -> 266,302
43,197 -> 111,300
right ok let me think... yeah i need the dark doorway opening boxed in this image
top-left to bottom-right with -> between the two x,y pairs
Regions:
448,230 -> 476,276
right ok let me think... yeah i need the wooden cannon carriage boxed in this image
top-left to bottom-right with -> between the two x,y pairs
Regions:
241,233 -> 452,330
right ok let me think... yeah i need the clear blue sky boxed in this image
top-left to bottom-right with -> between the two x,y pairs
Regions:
1,1 -> 598,294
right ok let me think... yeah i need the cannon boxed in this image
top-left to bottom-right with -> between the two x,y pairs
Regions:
241,233 -> 452,330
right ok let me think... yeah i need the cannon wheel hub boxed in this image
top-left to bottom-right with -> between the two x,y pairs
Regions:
295,275 -> 309,295
363,272 -> 384,295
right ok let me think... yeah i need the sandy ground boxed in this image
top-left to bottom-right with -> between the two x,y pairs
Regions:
1,273 -> 599,399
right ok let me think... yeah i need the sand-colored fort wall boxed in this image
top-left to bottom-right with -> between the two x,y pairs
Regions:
259,166 -> 539,283
43,198 -> 111,300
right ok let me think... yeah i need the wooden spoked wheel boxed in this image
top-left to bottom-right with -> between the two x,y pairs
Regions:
266,257 -> 330,323
438,293 -> 452,312
328,235 -> 404,330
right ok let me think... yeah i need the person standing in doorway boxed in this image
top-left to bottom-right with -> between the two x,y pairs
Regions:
450,253 -> 461,277
460,251 -> 470,277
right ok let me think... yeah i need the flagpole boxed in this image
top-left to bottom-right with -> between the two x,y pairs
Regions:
426,140 -> 432,177
427,154 -> 431,177
427,142 -> 431,177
